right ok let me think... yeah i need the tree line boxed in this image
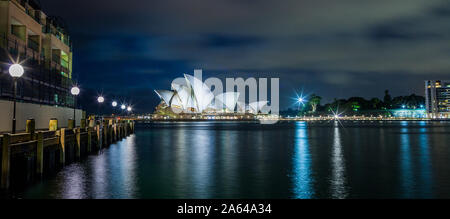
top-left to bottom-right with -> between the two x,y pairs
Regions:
282,90 -> 425,117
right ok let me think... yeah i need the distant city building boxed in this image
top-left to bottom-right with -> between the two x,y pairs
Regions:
0,0 -> 74,107
390,109 -> 427,118
425,80 -> 450,118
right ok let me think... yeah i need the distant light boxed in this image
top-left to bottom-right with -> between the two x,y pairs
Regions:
334,115 -> 339,119
9,64 -> 24,78
71,86 -> 80,96
112,101 -> 117,107
420,105 -> 424,108
402,105 -> 406,109
97,96 -> 104,103
121,104 -> 126,110
127,106 -> 132,112
298,97 -> 304,103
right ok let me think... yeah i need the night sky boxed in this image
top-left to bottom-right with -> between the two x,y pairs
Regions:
40,0 -> 450,113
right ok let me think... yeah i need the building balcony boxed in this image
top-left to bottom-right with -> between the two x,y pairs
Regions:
4,34 -> 41,62
43,24 -> 72,49
27,38 -> 39,51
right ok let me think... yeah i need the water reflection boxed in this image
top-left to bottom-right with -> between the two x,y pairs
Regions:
60,164 -> 87,199
190,128 -> 214,198
174,127 -> 188,197
399,125 -> 413,198
119,135 -> 138,197
21,121 -> 450,199
91,152 -> 107,198
418,126 -> 432,198
330,126 -> 347,198
54,135 -> 139,199
292,121 -> 314,198
219,129 -> 237,197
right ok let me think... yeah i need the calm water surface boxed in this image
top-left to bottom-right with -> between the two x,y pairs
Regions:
22,121 -> 450,199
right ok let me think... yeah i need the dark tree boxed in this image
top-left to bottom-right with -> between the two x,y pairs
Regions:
383,90 -> 392,109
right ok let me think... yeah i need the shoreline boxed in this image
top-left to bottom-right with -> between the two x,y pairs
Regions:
137,118 -> 450,123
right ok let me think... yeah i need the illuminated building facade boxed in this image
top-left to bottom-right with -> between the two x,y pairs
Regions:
425,80 -> 450,118
0,0 -> 74,107
391,109 -> 427,118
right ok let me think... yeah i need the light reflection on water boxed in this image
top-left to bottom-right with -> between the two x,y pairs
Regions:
330,124 -> 347,198
292,121 -> 313,198
21,121 -> 450,199
418,126 -> 432,198
190,128 -> 214,198
400,126 -> 413,198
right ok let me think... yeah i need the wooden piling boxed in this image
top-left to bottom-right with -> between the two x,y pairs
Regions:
119,123 -> 123,139
75,128 -> 81,160
96,125 -> 102,150
49,119 -> 58,131
88,119 -> 95,128
59,128 -> 66,166
113,124 -> 117,142
68,119 -> 75,129
81,119 -> 86,129
109,125 -> 113,144
26,119 -> 35,134
36,132 -> 44,177
125,121 -> 128,136
1,134 -> 10,189
87,127 -> 92,153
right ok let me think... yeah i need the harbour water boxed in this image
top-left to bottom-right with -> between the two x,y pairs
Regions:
19,121 -> 450,199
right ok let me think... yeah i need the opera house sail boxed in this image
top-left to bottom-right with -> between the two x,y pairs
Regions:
153,74 -> 268,118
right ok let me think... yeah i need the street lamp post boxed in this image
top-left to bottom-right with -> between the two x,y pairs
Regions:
112,101 -> 117,117
121,104 -> 126,116
9,64 -> 24,134
97,96 -> 104,121
71,86 -> 80,126
127,106 -> 132,117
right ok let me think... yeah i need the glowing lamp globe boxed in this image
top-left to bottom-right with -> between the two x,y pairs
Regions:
71,86 -> 80,96
97,96 -> 104,103
127,106 -> 132,112
112,101 -> 117,107
298,97 -> 304,103
121,104 -> 126,110
9,64 -> 24,78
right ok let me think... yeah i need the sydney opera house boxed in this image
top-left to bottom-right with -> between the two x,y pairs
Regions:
153,74 -> 269,119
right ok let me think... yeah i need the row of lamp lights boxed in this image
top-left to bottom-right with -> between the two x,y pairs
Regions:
94,95 -> 132,113
8,63 -> 132,134
71,86 -> 133,122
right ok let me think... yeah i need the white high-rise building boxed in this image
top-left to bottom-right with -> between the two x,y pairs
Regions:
425,80 -> 450,118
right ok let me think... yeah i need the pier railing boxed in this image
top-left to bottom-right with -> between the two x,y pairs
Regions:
0,118 -> 135,189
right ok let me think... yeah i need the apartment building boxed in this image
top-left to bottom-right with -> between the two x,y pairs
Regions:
0,0 -> 74,107
425,80 -> 450,118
